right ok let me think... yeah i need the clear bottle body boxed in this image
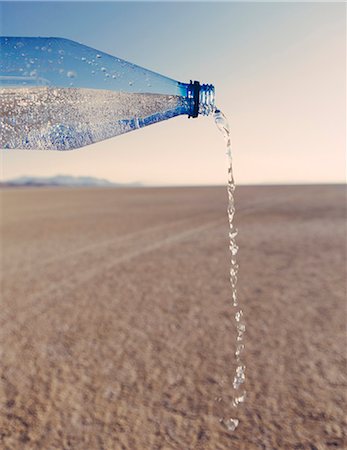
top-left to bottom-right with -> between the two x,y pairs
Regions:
0,37 -> 215,150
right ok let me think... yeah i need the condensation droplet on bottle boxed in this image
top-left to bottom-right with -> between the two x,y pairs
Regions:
101,67 -> 107,72
67,70 -> 76,78
96,54 -> 101,59
81,57 -> 86,62
129,81 -> 133,86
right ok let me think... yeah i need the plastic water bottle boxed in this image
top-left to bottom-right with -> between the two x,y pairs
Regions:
0,37 -> 215,150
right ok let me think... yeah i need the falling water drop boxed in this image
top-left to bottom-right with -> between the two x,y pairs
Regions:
222,418 -> 239,432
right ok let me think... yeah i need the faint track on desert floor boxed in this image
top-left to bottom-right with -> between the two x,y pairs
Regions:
1,197 -> 294,336
2,212 -> 215,277
2,194 -> 299,276
1,212 -> 212,315
1,218 -> 224,335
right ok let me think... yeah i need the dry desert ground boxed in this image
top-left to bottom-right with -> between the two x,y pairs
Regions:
0,185 -> 346,449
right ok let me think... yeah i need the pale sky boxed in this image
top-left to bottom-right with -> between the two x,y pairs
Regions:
1,1 -> 346,185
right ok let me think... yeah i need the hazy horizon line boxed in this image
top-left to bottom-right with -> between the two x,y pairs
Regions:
1,182 -> 345,188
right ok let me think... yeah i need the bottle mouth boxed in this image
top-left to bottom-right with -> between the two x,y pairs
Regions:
187,81 -> 215,118
199,84 -> 215,116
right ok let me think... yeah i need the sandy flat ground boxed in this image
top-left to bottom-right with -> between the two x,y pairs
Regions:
0,185 -> 346,450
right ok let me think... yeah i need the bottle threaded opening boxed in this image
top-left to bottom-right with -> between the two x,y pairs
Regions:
187,81 -> 215,118
199,84 -> 215,116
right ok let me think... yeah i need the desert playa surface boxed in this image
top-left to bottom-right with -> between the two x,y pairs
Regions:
0,185 -> 346,449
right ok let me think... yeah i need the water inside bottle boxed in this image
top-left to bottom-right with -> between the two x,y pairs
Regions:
214,109 -> 246,432
0,87 -> 187,150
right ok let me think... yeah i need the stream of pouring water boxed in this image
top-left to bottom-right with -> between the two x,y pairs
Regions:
214,109 -> 246,432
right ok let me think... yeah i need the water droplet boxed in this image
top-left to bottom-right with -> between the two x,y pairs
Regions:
235,310 -> 243,322
129,81 -> 133,86
230,268 -> 237,277
58,50 -> 65,55
235,343 -> 244,358
81,57 -> 86,61
101,67 -> 107,72
233,365 -> 246,389
229,230 -> 238,239
91,70 -> 95,75
222,418 -> 239,432
237,323 -> 245,333
232,391 -> 246,407
96,54 -> 101,59
41,46 -> 47,51
67,71 -> 76,78
112,74 -> 117,79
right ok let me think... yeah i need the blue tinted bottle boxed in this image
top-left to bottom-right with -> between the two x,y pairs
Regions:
0,37 -> 215,150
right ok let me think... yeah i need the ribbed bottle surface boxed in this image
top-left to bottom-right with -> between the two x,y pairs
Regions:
199,84 -> 215,116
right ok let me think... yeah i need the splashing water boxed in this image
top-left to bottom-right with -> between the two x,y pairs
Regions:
214,109 -> 246,432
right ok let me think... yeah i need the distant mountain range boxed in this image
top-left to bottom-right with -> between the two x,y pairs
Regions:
1,175 -> 142,188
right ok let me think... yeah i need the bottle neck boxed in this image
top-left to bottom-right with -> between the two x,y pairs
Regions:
187,81 -> 215,118
199,84 -> 215,116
